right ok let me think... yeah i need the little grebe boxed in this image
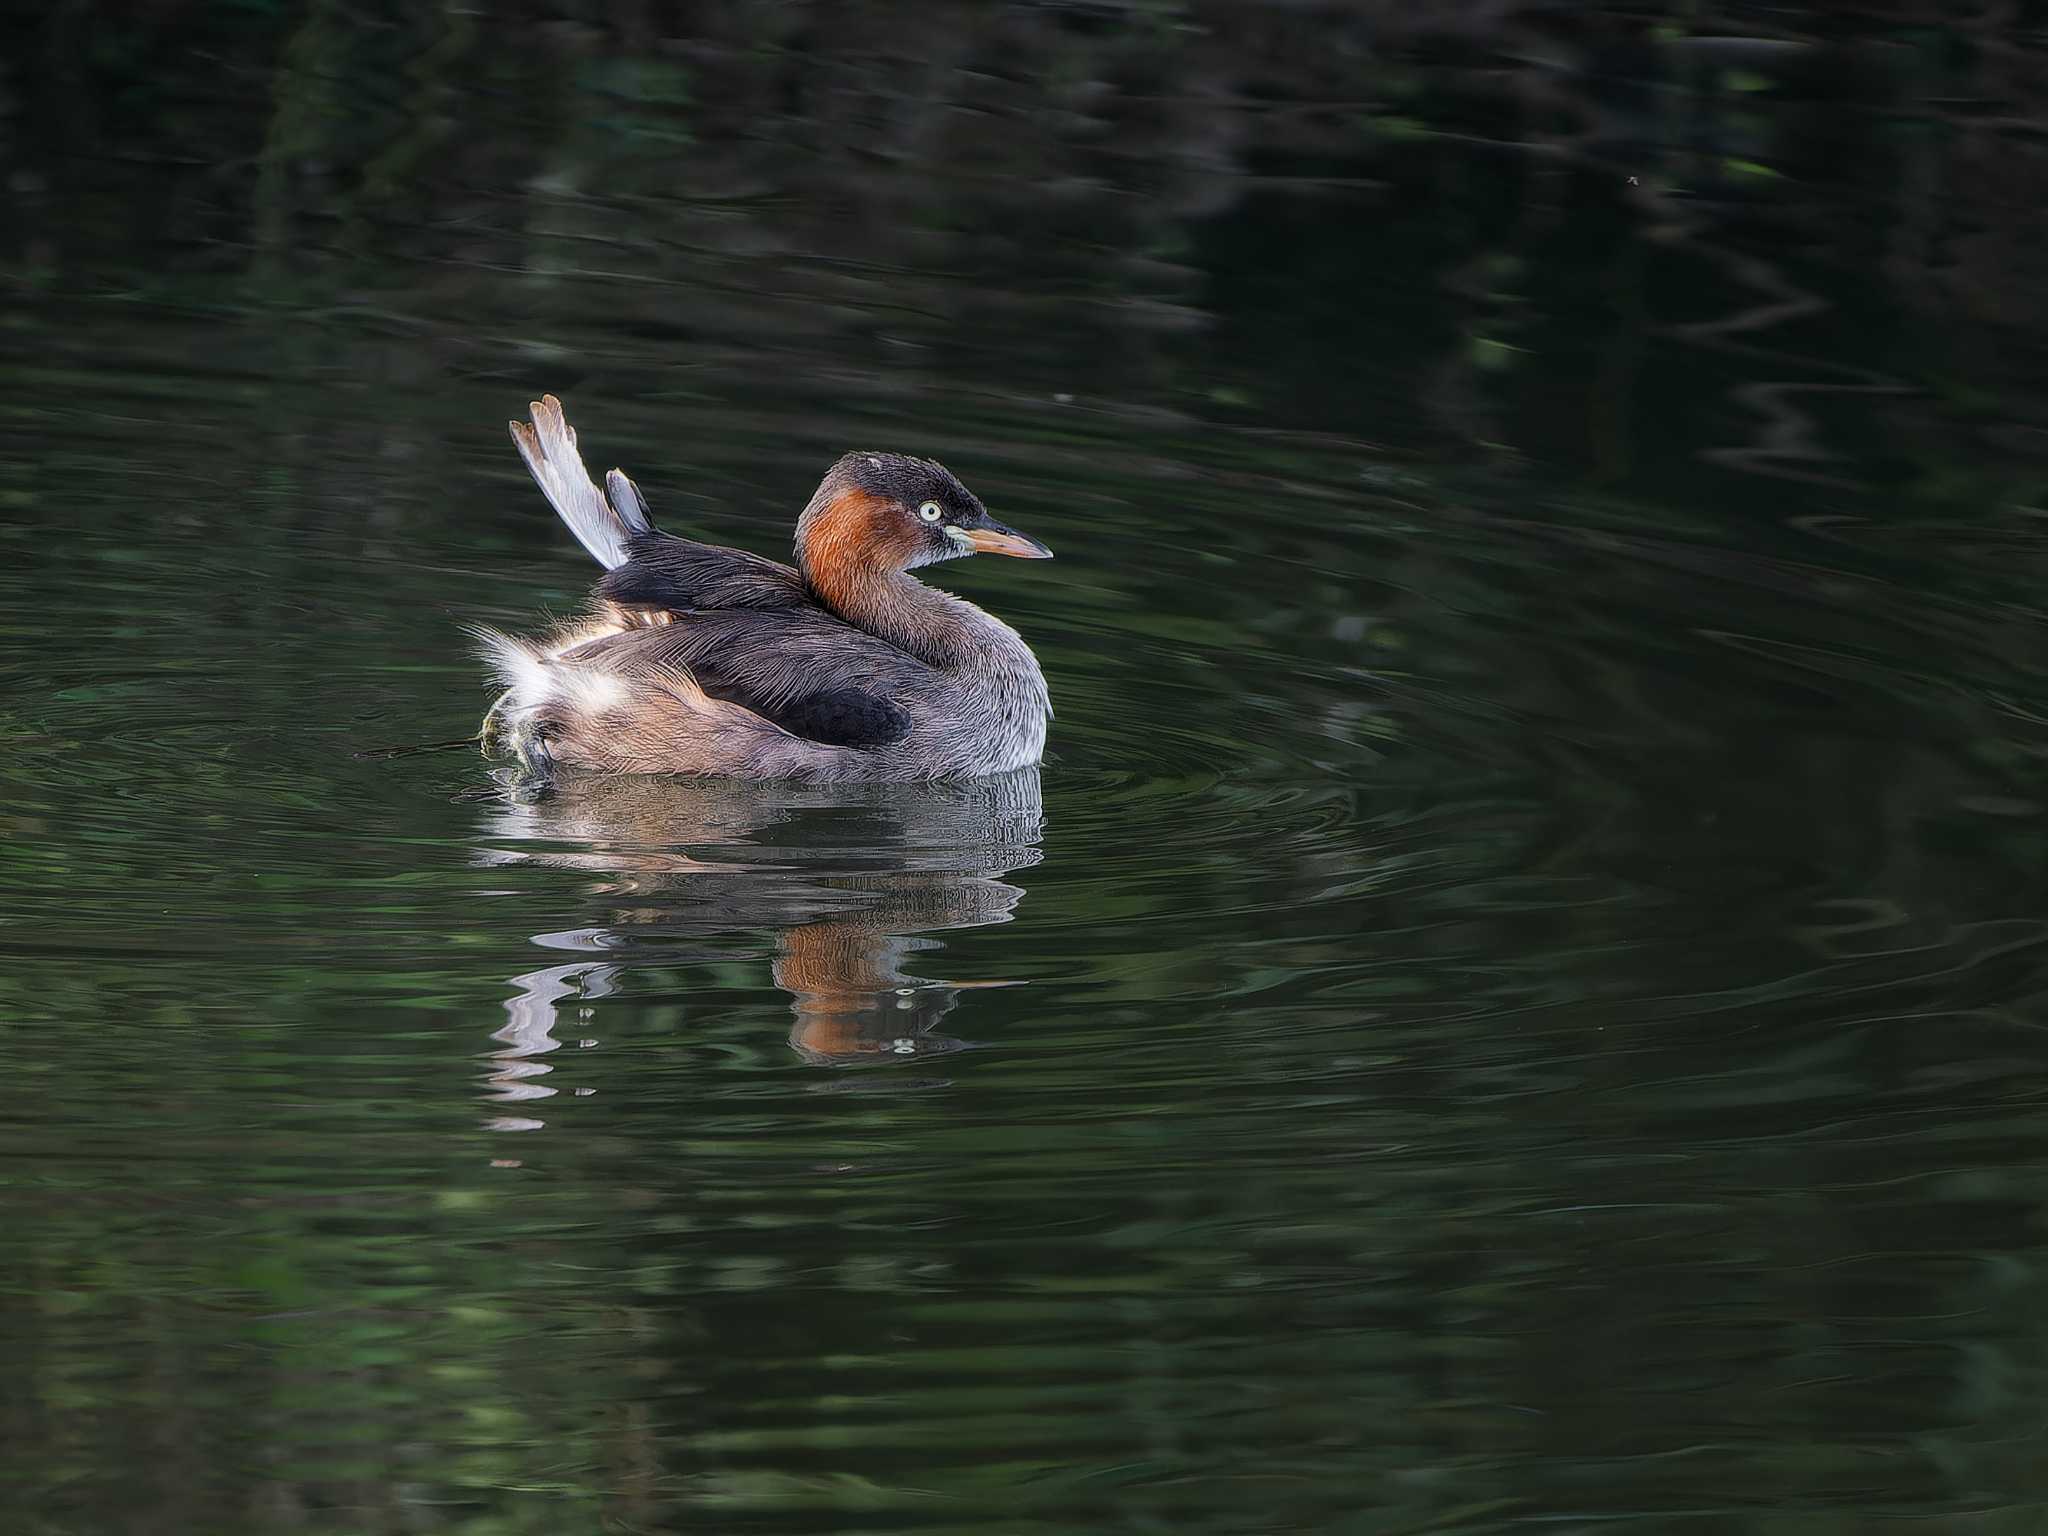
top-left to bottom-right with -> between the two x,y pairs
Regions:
475,396 -> 1054,781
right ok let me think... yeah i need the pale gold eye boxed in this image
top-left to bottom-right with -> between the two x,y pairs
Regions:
917,501 -> 943,523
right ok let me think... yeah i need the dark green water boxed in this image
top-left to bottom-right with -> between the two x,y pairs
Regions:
8,7 -> 2048,1532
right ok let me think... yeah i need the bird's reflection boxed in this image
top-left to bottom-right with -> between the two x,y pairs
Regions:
476,769 -> 1044,1125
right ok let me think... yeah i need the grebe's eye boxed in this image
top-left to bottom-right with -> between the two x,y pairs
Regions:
917,501 -> 944,523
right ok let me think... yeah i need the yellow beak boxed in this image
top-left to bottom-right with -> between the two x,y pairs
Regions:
963,525 -> 1053,559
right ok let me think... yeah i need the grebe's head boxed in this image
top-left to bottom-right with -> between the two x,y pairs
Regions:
796,452 -> 1052,583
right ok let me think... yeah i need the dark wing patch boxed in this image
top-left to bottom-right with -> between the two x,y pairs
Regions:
598,531 -> 809,614
565,607 -> 933,752
763,687 -> 912,748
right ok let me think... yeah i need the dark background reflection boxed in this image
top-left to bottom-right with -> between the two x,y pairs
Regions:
5,5 -> 2048,1534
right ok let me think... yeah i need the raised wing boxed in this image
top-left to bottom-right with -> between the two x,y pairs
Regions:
597,531 -> 811,614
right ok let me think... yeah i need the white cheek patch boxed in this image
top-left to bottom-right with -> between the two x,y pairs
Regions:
944,526 -> 974,552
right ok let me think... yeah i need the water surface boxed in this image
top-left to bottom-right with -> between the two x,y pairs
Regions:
7,7 -> 2048,1533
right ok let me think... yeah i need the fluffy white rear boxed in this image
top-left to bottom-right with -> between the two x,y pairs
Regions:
472,623 -> 632,765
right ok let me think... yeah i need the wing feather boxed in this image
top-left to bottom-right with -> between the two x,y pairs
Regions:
597,532 -> 810,614
562,609 -> 924,750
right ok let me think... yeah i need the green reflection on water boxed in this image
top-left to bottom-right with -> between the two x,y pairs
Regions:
8,5 -> 2048,1533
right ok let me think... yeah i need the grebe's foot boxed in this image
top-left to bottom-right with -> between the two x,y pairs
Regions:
479,690 -> 514,759
479,689 -> 557,784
